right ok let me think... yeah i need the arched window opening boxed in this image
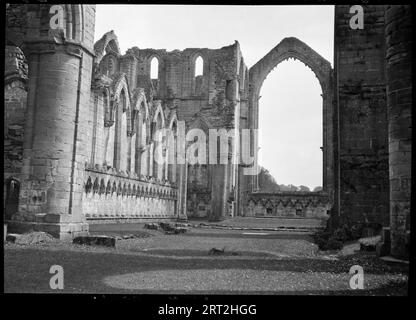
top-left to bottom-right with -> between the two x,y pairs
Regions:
194,56 -> 203,77
258,59 -> 323,192
150,57 -> 159,80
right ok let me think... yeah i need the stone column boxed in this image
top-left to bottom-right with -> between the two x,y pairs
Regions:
176,163 -> 188,220
322,88 -> 333,193
127,130 -> 135,172
210,163 -> 228,221
141,146 -> 149,176
148,142 -> 154,177
9,5 -> 96,239
176,120 -> 187,220
385,5 -> 412,258
247,87 -> 260,193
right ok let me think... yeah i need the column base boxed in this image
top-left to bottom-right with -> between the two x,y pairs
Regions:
7,215 -> 89,241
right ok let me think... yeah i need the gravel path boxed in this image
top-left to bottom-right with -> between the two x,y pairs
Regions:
118,233 -> 319,257
103,268 -> 408,293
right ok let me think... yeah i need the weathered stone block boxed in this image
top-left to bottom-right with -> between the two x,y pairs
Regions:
144,222 -> 159,230
73,235 -> 116,247
359,235 -> 382,252
6,231 -> 54,245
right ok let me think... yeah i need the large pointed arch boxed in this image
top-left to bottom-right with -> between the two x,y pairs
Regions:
248,37 -> 334,193
168,110 -> 179,130
112,73 -> 130,102
112,73 -> 132,132
151,102 -> 166,129
250,37 -> 331,97
94,30 -> 121,66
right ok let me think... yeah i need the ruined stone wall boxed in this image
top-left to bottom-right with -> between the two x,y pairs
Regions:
334,5 -> 389,226
123,42 -> 245,220
385,5 -> 412,258
4,83 -> 26,178
4,5 -> 99,238
131,43 -> 242,125
82,166 -> 177,221
4,46 -> 28,181
5,4 -> 246,226
244,192 -> 331,220
5,4 -> 27,48
245,37 -> 333,223
84,32 -> 182,222
5,6 -> 411,255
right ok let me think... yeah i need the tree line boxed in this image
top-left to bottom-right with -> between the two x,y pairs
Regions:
257,166 -> 322,193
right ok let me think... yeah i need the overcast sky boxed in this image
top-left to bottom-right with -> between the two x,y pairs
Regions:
95,5 -> 334,189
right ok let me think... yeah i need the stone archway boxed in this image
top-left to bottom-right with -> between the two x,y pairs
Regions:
248,37 -> 334,195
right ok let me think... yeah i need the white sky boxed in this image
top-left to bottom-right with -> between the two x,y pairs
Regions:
95,5 -> 334,189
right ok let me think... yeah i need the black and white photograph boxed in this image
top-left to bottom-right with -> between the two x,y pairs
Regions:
3,1 -> 411,306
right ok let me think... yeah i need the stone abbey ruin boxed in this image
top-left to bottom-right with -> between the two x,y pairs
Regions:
4,5 -> 411,258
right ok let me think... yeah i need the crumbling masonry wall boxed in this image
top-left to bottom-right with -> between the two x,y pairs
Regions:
333,5 -> 390,227
4,5 -> 411,255
385,5 -> 412,258
89,37 -> 247,222
4,47 -> 28,182
4,4 -> 98,238
121,42 -> 247,220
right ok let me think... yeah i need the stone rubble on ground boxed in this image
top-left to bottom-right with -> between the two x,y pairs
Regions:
6,231 -> 54,245
359,235 -> 382,252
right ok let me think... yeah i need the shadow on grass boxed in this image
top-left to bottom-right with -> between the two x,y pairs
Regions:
4,247 -> 409,294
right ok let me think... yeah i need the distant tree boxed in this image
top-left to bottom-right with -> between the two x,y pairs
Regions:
313,186 -> 323,192
278,184 -> 290,191
288,184 -> 299,192
257,167 -> 314,193
298,185 -> 311,192
258,166 -> 280,192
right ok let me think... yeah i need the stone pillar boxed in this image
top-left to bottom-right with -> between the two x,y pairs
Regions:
149,142 -> 154,177
210,163 -> 228,221
322,87 -> 334,194
251,93 -> 260,193
385,5 -> 412,258
333,5 -> 390,227
127,131 -> 135,172
176,163 -> 188,220
141,146 -> 149,176
176,120 -> 187,220
9,5 -> 96,239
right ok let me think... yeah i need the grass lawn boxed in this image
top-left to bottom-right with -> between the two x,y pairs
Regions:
4,243 -> 408,295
